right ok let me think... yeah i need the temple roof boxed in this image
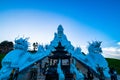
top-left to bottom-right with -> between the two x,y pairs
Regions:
49,42 -> 71,59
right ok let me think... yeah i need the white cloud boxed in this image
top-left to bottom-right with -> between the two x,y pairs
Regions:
102,47 -> 120,60
103,47 -> 120,52
117,42 -> 120,45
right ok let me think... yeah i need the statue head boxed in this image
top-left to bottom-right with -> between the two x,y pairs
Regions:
88,41 -> 102,53
14,37 -> 29,51
57,25 -> 64,38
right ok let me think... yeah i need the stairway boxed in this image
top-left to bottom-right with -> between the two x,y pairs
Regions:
36,62 -> 46,80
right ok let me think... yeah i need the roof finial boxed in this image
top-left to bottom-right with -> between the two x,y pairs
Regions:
57,25 -> 64,37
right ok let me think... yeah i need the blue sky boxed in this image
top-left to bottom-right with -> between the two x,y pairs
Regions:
0,0 -> 120,59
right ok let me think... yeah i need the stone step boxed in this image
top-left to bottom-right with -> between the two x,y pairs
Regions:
37,75 -> 45,80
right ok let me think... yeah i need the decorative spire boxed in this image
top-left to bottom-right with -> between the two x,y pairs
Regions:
57,25 -> 64,38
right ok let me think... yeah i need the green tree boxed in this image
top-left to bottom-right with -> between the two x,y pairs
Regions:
0,40 -> 14,54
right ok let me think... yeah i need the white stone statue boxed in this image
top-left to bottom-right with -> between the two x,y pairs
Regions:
0,37 -> 29,80
87,41 -> 110,78
57,25 -> 64,38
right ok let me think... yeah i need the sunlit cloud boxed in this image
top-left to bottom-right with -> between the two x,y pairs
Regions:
102,42 -> 120,59
103,47 -> 120,52
117,42 -> 120,45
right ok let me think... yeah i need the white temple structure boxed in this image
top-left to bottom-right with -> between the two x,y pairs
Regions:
0,25 -> 110,80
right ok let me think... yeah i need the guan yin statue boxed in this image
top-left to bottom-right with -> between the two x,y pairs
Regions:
0,25 -> 111,80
